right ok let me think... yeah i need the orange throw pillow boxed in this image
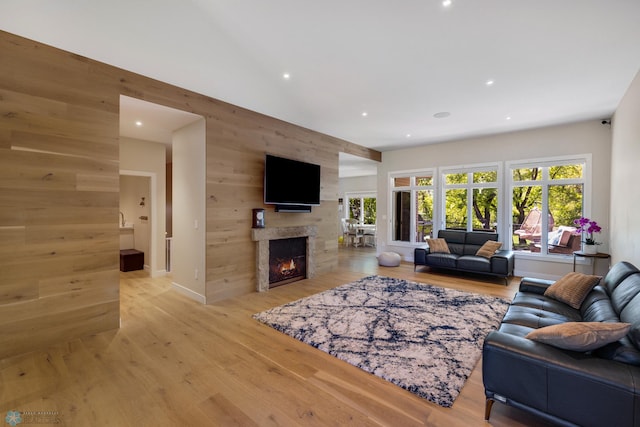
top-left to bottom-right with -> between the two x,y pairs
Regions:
544,272 -> 601,309
427,238 -> 450,254
475,241 -> 502,258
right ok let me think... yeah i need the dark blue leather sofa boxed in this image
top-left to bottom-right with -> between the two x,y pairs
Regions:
483,261 -> 640,427
413,229 -> 514,284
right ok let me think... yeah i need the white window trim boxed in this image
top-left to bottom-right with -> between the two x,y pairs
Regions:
439,162 -> 502,235
388,169 -> 437,247
386,155 -> 591,254
506,153 -> 592,258
344,191 -> 377,223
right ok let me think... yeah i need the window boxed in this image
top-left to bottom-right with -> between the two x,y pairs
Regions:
387,157 -> 590,251
345,193 -> 376,225
510,157 -> 588,255
442,167 -> 499,232
391,172 -> 434,243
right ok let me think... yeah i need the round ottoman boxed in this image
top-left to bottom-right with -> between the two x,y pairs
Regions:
378,251 -> 401,267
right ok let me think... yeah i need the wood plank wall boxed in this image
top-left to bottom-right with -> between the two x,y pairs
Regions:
0,32 -> 121,358
0,30 -> 381,357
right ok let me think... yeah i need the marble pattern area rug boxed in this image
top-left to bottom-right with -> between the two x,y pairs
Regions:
253,275 -> 511,407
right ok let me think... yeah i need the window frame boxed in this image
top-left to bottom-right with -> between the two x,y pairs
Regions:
385,155 -> 592,254
439,162 -> 502,233
343,191 -> 377,224
506,154 -> 592,257
388,169 -> 436,246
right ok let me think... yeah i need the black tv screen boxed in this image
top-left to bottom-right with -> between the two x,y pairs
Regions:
264,154 -> 321,206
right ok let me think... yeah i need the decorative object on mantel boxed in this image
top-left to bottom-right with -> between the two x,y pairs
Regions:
252,208 -> 265,228
253,275 -> 510,407
573,216 -> 601,254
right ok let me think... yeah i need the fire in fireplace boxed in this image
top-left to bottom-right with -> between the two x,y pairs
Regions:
269,237 -> 307,287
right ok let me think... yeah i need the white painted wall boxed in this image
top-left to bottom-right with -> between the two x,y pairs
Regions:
120,137 -> 167,276
378,119 -> 612,280
611,70 -> 640,267
339,175 -> 377,198
171,119 -> 206,302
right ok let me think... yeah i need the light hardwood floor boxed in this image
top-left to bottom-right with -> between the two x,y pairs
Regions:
0,247 -> 550,426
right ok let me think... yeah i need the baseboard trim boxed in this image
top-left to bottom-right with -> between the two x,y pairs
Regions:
171,281 -> 206,304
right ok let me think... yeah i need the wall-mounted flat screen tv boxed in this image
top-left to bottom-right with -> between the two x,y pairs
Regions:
264,154 -> 321,207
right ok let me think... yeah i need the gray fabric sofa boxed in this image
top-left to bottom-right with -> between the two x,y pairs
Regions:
483,261 -> 640,427
413,230 -> 514,284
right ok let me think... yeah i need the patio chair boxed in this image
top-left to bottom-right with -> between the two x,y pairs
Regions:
514,207 -> 554,243
530,225 -> 581,254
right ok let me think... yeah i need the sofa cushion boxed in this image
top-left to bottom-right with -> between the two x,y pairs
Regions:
629,324 -> 640,349
476,240 -> 502,258
465,231 -> 498,246
602,261 -> 640,295
611,274 -> 640,315
594,335 -> 640,366
501,305 -> 581,329
457,255 -> 491,273
438,230 -> 466,244
427,238 -> 450,253
425,253 -> 458,269
581,288 -> 619,323
619,292 -> 640,328
511,293 -> 584,319
438,230 -> 466,255
525,322 -> 631,351
544,272 -> 601,309
498,322 -> 535,338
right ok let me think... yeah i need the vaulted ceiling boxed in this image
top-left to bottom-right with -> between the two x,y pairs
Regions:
2,1 -> 639,174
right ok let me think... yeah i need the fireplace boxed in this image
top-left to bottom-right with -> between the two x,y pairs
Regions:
251,225 -> 317,292
269,237 -> 306,287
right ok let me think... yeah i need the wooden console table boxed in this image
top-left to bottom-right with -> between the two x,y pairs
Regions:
573,251 -> 611,274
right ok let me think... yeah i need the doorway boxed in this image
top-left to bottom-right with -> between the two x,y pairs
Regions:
119,95 -> 206,300
119,172 -> 154,273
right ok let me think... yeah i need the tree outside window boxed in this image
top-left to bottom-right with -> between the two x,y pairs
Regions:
347,194 -> 376,225
443,168 -> 498,232
511,162 -> 585,254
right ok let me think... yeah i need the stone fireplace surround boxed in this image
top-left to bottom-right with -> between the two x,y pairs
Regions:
251,225 -> 317,292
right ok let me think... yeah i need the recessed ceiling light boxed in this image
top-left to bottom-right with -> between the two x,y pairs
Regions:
283,73 -> 291,80
362,112 -> 368,117
485,79 -> 495,86
135,121 -> 143,127
433,112 -> 451,119
442,0 -> 452,7
406,134 -> 412,138
506,116 -> 512,120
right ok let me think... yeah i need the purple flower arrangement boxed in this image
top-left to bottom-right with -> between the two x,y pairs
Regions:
573,217 -> 602,245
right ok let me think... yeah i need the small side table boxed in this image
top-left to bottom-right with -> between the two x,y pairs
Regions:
573,251 -> 611,274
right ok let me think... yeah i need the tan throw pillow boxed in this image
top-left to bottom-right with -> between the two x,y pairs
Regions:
427,238 -> 450,254
526,322 -> 631,351
475,240 -> 502,258
544,272 -> 601,309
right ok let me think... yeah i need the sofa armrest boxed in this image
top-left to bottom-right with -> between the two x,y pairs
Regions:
483,330 -> 640,427
519,277 -> 554,294
490,250 -> 514,276
414,247 -> 429,266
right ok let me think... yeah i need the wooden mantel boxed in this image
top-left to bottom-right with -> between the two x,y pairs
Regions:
251,226 -> 317,292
